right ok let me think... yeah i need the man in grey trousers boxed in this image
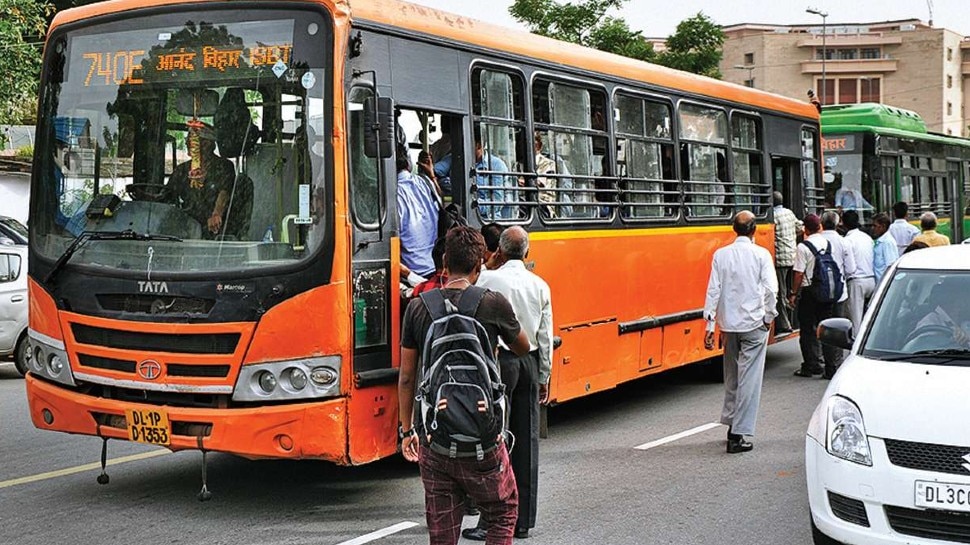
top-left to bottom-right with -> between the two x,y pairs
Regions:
703,211 -> 778,453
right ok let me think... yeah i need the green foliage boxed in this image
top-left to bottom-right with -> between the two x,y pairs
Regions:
655,13 -> 725,79
15,145 -> 34,158
0,0 -> 53,138
509,0 -> 655,62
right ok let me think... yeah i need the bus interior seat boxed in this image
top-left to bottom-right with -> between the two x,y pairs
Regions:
245,141 -> 298,242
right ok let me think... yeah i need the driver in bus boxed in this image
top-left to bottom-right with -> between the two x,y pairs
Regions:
163,121 -> 235,238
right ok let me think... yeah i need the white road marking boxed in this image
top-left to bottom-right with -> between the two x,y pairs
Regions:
0,449 -> 170,489
634,422 -> 724,451
334,522 -> 421,545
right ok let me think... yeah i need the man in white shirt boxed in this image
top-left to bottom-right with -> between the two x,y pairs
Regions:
841,210 -> 875,334
470,226 -> 553,540
703,210 -> 777,454
889,201 -> 920,254
819,211 -> 854,371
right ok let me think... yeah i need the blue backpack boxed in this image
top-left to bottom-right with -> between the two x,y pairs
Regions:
805,240 -> 843,303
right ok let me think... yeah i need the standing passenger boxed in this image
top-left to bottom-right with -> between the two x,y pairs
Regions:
889,201 -> 920,254
772,191 -> 799,333
398,226 -> 530,545
841,210 -> 875,334
397,146 -> 440,278
464,226 -> 553,540
912,212 -> 951,247
703,211 -> 777,454
872,213 -> 900,284
819,211 -> 854,374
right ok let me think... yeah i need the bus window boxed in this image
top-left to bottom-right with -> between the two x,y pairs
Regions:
680,103 -> 728,218
615,93 -> 676,220
472,68 -> 527,222
533,79 -> 609,220
731,114 -> 767,217
348,87 -> 381,228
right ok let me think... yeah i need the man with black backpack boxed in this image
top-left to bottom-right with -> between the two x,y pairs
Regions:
398,226 -> 531,545
790,213 -> 847,379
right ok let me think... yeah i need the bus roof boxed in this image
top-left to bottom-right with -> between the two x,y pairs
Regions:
50,0 -> 818,121
822,102 -> 970,148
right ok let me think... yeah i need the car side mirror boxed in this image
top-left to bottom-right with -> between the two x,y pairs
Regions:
363,96 -> 394,159
818,317 -> 854,350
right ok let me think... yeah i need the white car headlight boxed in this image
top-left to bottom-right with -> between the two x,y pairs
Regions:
826,395 -> 872,466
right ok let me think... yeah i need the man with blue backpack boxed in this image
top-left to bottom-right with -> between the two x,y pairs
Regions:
398,226 -> 531,545
790,213 -> 847,379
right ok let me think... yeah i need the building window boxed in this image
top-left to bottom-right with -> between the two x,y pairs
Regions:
948,75 -> 953,88
948,129 -> 954,135
743,79 -> 754,88
947,102 -> 953,116
948,48 -> 954,61
839,79 -> 858,104
860,78 -> 880,102
816,48 -> 835,61
837,48 -> 857,60
744,52 -> 754,64
817,79 -> 836,105
860,48 -> 881,59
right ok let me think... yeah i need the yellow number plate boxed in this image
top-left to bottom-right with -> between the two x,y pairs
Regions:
125,408 -> 171,446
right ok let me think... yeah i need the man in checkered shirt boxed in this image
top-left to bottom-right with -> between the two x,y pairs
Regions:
772,192 -> 800,332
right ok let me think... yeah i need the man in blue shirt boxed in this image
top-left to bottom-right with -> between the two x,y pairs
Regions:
397,148 -> 439,278
871,213 -> 900,285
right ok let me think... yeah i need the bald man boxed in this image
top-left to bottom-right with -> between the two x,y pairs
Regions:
703,211 -> 778,454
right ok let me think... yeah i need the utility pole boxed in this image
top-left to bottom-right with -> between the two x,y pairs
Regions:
807,8 -> 829,105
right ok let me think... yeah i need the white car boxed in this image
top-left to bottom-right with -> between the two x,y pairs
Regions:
807,245 -> 970,544
0,244 -> 28,375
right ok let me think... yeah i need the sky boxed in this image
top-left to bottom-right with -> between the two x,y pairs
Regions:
407,0 -> 970,38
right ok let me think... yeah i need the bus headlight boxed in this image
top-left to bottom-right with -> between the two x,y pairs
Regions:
27,329 -> 76,387
233,356 -> 341,402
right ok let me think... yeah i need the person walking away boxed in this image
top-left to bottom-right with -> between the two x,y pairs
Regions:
772,191 -> 799,333
397,145 -> 440,280
872,213 -> 900,285
889,201 -> 920,254
913,211 -> 951,247
790,214 -> 845,379
465,226 -> 553,540
841,210 -> 875,334
819,211 -> 854,371
399,226 -> 531,545
703,211 -> 777,454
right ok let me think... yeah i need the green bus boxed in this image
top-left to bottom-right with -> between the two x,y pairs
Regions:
820,102 -> 969,242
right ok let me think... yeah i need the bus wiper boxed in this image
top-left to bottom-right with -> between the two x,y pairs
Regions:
44,230 -> 182,284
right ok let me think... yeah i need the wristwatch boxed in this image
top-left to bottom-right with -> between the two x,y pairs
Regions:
398,424 -> 417,440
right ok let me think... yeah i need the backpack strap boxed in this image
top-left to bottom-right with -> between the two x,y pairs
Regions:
419,288 -> 449,321
802,239 -> 829,257
456,285 -> 488,318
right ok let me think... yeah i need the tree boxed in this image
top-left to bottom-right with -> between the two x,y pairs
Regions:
0,0 -> 52,139
656,13 -> 725,79
509,0 -> 655,63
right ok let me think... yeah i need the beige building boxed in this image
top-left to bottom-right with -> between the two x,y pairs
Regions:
719,19 -> 968,136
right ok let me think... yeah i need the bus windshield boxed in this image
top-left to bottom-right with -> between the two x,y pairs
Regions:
822,133 -> 875,218
32,8 -> 330,275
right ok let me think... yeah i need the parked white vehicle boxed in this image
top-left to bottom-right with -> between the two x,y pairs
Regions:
0,244 -> 28,375
806,245 -> 970,544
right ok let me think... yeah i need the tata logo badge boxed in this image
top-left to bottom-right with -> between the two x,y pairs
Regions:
962,453 -> 970,473
137,359 -> 162,380
138,281 -> 169,294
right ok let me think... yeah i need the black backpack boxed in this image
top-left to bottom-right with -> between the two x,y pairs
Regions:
805,240 -> 843,303
416,173 -> 467,237
416,287 -> 506,460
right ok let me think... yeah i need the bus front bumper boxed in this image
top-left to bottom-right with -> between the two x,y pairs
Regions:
25,374 -> 350,463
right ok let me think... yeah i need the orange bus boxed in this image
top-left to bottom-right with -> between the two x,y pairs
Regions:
25,0 -> 822,492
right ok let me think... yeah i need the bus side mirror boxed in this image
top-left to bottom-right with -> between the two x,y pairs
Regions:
363,96 -> 394,159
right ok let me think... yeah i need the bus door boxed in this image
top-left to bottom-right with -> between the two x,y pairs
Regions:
770,156 -> 800,215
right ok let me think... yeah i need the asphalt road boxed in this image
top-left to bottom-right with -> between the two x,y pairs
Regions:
0,338 -> 829,545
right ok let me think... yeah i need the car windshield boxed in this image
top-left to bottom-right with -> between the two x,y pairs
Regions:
862,270 -> 970,361
31,8 -> 330,275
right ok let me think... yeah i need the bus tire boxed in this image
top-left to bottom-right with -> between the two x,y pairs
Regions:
13,333 -> 29,376
698,356 -> 724,383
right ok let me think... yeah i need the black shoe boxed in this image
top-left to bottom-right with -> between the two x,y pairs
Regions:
462,527 -> 487,541
727,427 -> 742,442
727,438 -> 753,454
794,367 -> 823,377
465,504 -> 480,516
822,370 -> 836,380
514,528 -> 530,539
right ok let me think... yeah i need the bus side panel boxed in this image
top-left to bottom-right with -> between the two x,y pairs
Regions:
347,384 -> 399,464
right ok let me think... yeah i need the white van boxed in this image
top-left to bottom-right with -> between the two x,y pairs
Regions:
0,244 -> 28,375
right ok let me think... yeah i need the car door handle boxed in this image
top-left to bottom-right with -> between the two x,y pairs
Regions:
10,295 -> 24,303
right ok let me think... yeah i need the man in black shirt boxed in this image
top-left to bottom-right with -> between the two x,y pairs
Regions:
399,226 -> 530,545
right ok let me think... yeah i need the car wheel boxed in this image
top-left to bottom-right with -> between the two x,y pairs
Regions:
13,334 -> 29,376
811,518 -> 843,545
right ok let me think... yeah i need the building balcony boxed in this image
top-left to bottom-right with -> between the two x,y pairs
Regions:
797,35 -> 903,48
801,59 -> 898,74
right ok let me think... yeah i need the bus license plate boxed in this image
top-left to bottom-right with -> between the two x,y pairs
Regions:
125,408 -> 171,446
915,480 -> 970,512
